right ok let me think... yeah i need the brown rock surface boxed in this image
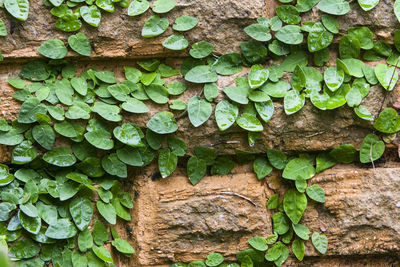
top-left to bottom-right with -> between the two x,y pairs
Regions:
0,0 -> 271,60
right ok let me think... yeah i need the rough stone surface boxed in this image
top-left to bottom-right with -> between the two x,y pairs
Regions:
0,0 -> 271,60
1,0 -> 400,266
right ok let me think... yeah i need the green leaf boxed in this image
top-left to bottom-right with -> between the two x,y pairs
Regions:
358,0 -> 379,11
142,15 -> 169,37
145,84 -> 169,104
244,23 -> 272,42
20,60 -> 50,81
308,22 -> 333,52
80,5 -> 101,27
292,223 -> 310,240
284,90 -> 305,115
55,13 -> 82,32
71,251 -> 88,267
283,189 -> 307,224
43,146 -> 76,167
92,102 -> 122,122
205,253 -> 224,267
94,70 -> 117,83
348,27 -> 374,50
374,64 -> 398,91
0,165 -> 14,187
128,0 -> 149,16
69,197 -> 93,231
339,35 -> 361,59
96,0 -> 114,12
292,239 -> 305,261
240,41 -> 268,64
38,39 -> 67,59
112,238 -> 135,254
185,65 -> 218,83
113,123 -> 143,147
275,5 -> 300,24
96,201 -> 116,225
11,140 -> 37,164
282,158 -> 315,180
296,0 -> 319,12
276,25 -> 303,45
9,238 -> 40,259
102,153 -> 127,178
395,0 -> 400,24
168,137 -> 187,156
45,218 -> 77,239
36,202 -> 57,226
163,34 -> 189,50
321,14 -> 339,34
261,80 -> 290,98
248,65 -> 269,89
68,32 -> 92,56
215,100 -> 238,131
265,242 -> 288,264
236,113 -> 263,132
329,144 -> 357,163
147,112 -> 178,134
253,157 -> 272,180
317,0 -> 350,15
78,228 -> 93,252
248,237 -> 268,251
152,0 -> 176,13
0,18 -> 7,36
267,194 -> 279,209
316,152 -> 337,173
187,156 -> 207,185
311,232 -> 328,254
92,246 -> 113,264
187,96 -> 212,127
254,100 -> 274,123
306,185 -> 326,203
158,148 -> 178,178
189,41 -> 214,59
84,129 -> 114,150
93,220 -> 108,246
324,67 -> 344,92
121,98 -> 149,114
18,210 -> 41,234
213,53 -> 242,75
0,129 -> 23,146
4,0 -> 29,21
266,149 -> 287,170
173,15 -> 198,31
223,86 -> 249,104
18,97 -> 47,124
359,133 -> 385,163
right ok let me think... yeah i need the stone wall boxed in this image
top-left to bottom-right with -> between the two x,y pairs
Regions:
1,0 -> 400,266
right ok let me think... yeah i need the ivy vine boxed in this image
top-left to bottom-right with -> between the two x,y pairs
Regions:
0,0 -> 399,266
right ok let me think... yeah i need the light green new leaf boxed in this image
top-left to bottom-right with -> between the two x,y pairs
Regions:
92,246 -> 113,264
324,67 -> 344,92
358,0 -> 379,11
112,238 -> 135,254
248,65 -> 269,89
292,239 -> 305,261
311,233 -> 328,254
4,0 -> 29,21
284,90 -> 305,115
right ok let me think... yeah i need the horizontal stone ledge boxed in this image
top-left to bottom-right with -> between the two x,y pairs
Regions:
109,163 -> 400,266
0,1 -> 397,62
0,0 -> 270,62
